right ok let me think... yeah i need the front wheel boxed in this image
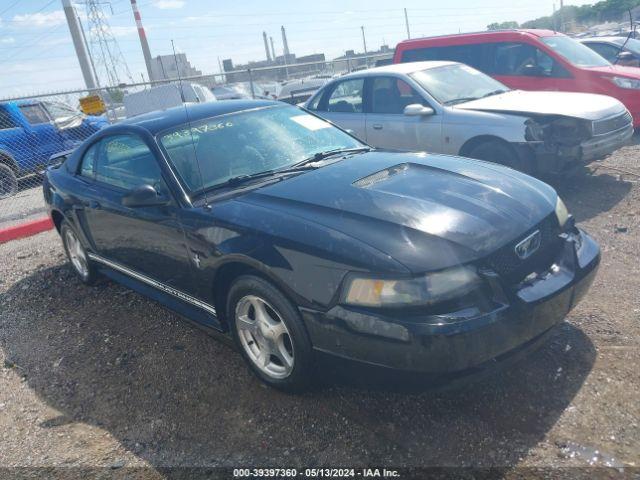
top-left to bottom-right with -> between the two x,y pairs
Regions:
0,164 -> 18,199
227,275 -> 315,392
466,140 -> 531,174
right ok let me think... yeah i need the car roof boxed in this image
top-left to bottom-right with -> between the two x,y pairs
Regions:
340,61 -> 458,78
579,36 -> 624,43
117,99 -> 281,134
396,29 -> 560,47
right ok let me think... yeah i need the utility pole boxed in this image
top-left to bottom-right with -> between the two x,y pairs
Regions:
361,26 -> 368,54
130,0 -> 154,82
404,8 -> 411,39
559,0 -> 564,32
62,0 -> 96,89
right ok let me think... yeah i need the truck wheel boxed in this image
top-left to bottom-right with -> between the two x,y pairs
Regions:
227,275 -> 315,392
0,164 -> 18,199
467,140 -> 531,174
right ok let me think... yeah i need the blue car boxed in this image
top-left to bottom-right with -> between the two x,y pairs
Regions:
0,100 -> 108,198
43,100 -> 600,391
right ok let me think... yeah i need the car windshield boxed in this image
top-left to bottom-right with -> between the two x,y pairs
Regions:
159,105 -> 363,192
542,35 -> 611,67
409,64 -> 509,105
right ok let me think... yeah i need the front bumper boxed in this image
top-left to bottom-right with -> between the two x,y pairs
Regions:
301,228 -> 600,374
580,124 -> 634,162
523,124 -> 633,173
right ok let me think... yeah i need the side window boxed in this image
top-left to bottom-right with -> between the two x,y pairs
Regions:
325,79 -> 364,113
0,108 -> 17,130
493,42 -> 569,78
96,134 -> 164,191
18,104 -> 50,125
370,77 -> 426,114
80,143 -> 98,178
586,43 -> 619,63
44,102 -> 79,122
401,44 -> 489,71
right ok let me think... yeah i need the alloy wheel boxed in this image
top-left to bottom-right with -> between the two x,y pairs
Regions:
235,295 -> 295,379
64,228 -> 89,279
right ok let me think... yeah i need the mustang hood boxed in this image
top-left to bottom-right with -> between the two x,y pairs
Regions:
456,90 -> 626,121
240,152 -> 558,272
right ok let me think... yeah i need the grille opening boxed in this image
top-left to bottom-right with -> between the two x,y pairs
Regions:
486,214 -> 563,285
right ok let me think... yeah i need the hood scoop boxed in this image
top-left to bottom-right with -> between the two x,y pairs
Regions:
353,163 -> 412,188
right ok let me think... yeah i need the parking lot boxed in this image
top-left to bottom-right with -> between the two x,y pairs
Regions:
1,137 -> 639,477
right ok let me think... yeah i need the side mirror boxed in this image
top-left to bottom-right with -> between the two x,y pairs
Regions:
615,51 -> 638,66
122,184 -> 170,208
403,104 -> 435,117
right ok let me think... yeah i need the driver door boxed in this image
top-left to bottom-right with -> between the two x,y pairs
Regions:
364,76 -> 442,152
81,133 -> 193,289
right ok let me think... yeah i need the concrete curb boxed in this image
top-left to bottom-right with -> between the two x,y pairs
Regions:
0,217 -> 54,244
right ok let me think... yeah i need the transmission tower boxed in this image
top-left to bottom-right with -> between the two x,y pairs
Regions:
83,0 -> 134,87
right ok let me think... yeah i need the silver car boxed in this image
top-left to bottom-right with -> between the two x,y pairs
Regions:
304,61 -> 634,174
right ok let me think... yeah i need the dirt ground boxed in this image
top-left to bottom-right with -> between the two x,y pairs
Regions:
0,139 -> 639,479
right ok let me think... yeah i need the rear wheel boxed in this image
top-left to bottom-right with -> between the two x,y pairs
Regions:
0,164 -> 18,199
227,275 -> 314,392
61,221 -> 98,285
466,140 -> 530,174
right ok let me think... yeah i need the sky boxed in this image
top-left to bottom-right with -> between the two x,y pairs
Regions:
0,0 -> 599,98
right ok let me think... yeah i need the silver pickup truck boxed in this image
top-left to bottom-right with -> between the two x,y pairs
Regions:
305,61 -> 633,174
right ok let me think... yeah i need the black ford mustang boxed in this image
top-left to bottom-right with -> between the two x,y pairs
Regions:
43,100 -> 600,391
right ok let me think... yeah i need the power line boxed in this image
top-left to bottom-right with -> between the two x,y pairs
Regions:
0,0 -> 22,17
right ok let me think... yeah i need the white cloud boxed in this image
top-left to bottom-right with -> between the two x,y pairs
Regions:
12,10 -> 66,27
153,0 -> 187,10
152,0 -> 186,9
1,37 -> 15,44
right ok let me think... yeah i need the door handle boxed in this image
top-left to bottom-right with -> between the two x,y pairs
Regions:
372,124 -> 383,130
88,200 -> 101,209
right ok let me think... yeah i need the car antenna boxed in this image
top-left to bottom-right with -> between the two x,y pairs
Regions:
615,10 -> 635,64
171,40 -> 210,209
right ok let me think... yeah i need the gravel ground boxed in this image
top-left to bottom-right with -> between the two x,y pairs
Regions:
0,140 -> 639,479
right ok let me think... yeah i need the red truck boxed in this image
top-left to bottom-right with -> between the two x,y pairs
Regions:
394,29 -> 640,127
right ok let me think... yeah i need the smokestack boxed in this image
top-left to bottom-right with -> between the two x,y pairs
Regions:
281,25 -> 290,57
263,31 -> 272,62
270,36 -> 276,60
62,0 -> 96,89
130,0 -> 155,81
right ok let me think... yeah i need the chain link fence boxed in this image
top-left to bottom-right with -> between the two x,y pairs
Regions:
0,53 -> 391,231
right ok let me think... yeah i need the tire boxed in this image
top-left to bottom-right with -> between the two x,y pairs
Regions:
466,140 -> 531,174
60,220 -> 99,285
0,164 -> 18,199
227,275 -> 314,392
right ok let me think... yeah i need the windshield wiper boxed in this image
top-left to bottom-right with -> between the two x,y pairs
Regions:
443,97 -> 480,106
197,147 -> 371,195
481,89 -> 508,98
291,146 -> 371,168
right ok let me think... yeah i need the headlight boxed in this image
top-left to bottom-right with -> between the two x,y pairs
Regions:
555,196 -> 569,228
525,119 -> 545,141
610,76 -> 640,89
342,266 -> 480,307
